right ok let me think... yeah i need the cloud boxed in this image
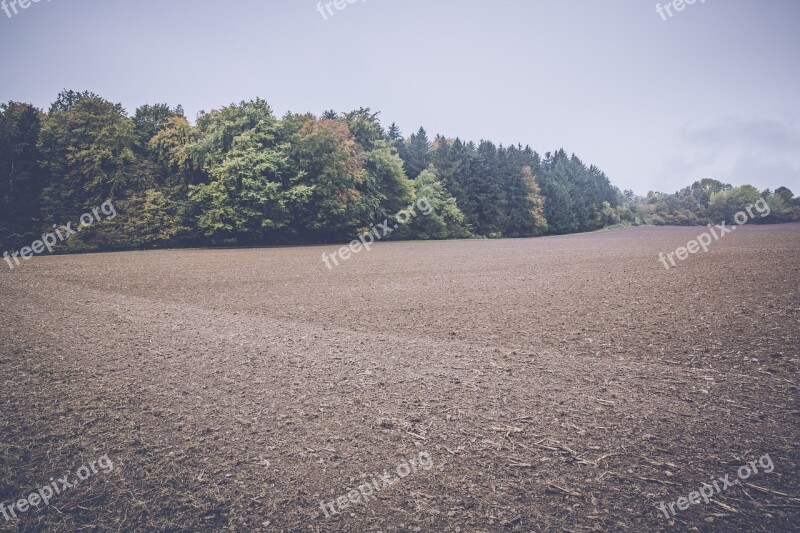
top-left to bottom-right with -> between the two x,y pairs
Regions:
728,154 -> 800,191
679,117 -> 800,152
656,117 -> 800,192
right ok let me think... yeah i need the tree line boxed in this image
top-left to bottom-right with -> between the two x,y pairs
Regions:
628,178 -> 800,227
1,92 -> 797,252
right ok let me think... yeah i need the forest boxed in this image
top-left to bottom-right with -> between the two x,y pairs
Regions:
1,91 -> 798,252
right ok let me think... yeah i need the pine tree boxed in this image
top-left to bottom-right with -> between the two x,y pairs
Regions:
403,127 -> 431,179
0,102 -> 47,249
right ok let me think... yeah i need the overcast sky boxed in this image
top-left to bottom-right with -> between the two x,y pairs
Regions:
1,0 -> 798,195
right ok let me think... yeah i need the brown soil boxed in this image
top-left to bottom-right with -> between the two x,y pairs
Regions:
1,224 -> 798,532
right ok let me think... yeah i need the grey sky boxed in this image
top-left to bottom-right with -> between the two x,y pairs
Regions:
1,0 -> 798,195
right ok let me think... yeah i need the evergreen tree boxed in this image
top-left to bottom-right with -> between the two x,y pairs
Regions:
0,102 -> 46,249
403,127 -> 431,179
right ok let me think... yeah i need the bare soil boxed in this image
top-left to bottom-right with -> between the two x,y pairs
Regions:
1,224 -> 798,532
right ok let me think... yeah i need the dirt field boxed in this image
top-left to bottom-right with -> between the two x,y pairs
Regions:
1,224 -> 798,532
